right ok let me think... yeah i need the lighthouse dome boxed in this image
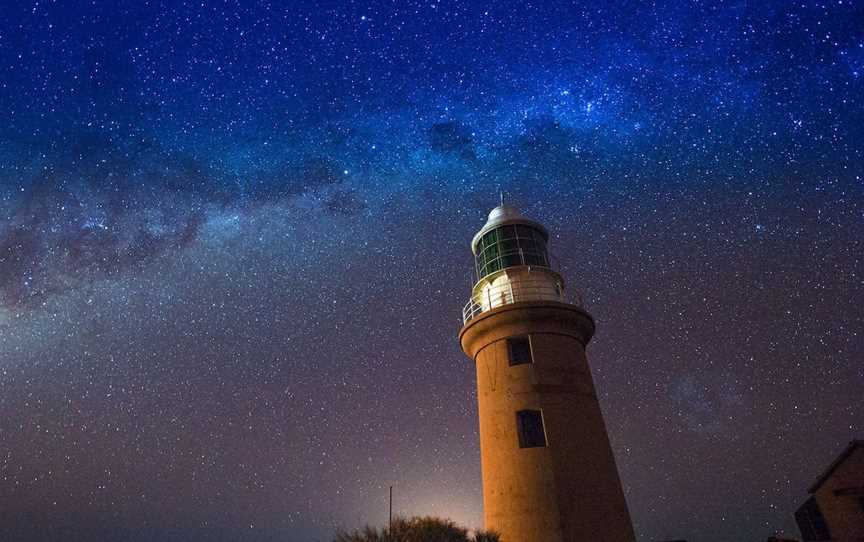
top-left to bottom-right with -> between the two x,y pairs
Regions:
486,204 -> 523,225
471,205 -> 549,256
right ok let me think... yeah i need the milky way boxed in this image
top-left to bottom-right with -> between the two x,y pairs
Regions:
1,2 -> 862,541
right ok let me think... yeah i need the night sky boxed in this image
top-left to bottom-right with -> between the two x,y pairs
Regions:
1,1 -> 862,541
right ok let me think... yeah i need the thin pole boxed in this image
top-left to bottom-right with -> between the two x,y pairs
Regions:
389,485 -> 393,539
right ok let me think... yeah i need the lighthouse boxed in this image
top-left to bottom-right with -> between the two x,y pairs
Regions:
459,204 -> 635,542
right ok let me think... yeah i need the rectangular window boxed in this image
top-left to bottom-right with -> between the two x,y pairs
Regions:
507,336 -> 532,366
516,410 -> 547,448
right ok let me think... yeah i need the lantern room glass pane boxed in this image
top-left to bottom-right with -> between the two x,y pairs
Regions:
474,224 -> 550,280
501,239 -> 518,252
515,225 -> 534,239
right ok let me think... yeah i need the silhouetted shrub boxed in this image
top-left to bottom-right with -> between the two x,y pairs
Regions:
334,516 -> 499,542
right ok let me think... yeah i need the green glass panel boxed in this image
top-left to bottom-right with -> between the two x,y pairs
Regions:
515,225 -> 533,239
518,238 -> 537,252
524,253 -> 541,265
503,254 -> 521,267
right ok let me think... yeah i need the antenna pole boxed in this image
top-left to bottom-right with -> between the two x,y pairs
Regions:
389,485 -> 393,539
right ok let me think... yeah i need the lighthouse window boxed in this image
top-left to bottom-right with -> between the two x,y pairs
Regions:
515,225 -> 535,239
507,336 -> 533,366
481,228 -> 499,246
501,239 -> 518,252
499,225 -> 517,239
475,224 -> 551,279
516,410 -> 547,448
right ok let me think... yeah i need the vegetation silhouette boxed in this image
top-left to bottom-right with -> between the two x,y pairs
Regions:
334,516 -> 500,542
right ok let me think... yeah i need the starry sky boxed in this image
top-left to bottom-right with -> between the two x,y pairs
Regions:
1,1 -> 862,541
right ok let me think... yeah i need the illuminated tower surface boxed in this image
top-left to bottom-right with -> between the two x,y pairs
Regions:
458,205 -> 636,542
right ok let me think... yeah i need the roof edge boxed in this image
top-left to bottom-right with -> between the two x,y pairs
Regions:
808,439 -> 864,493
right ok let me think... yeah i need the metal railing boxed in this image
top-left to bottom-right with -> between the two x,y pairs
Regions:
462,278 -> 582,324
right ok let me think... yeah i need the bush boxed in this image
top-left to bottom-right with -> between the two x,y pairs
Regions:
334,516 -> 500,542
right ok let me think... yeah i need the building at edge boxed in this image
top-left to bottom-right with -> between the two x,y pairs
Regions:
795,440 -> 864,542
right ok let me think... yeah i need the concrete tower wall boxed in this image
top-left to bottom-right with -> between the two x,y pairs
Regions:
460,301 -> 635,542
